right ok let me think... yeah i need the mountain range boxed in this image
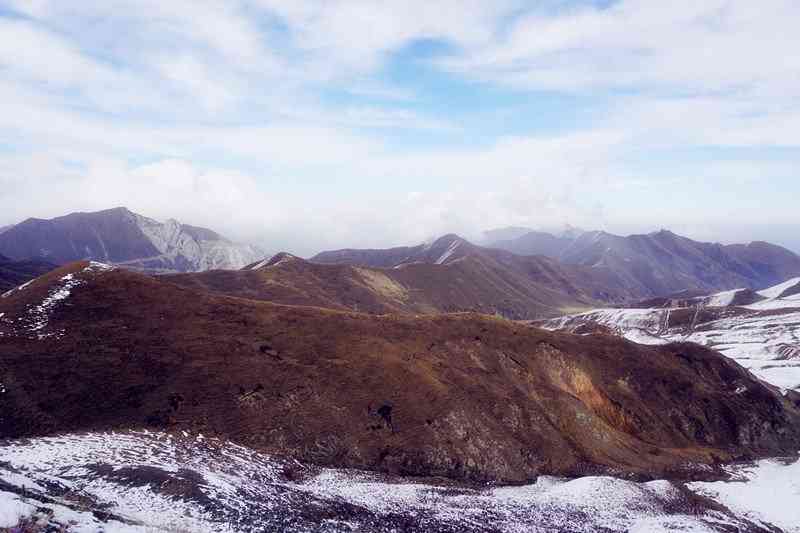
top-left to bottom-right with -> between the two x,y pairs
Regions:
166,236 -> 622,319
2,208 -> 800,322
0,207 -> 263,273
485,227 -> 800,298
311,230 -> 800,311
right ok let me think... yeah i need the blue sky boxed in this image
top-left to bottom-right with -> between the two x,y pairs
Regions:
1,0 -> 799,255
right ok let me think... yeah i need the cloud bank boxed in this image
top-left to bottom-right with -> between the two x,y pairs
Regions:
1,0 -> 799,255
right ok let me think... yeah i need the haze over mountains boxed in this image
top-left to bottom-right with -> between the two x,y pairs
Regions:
484,226 -> 800,298
0,207 -> 262,273
167,239 -> 605,319
312,228 -> 800,309
3,208 -> 800,321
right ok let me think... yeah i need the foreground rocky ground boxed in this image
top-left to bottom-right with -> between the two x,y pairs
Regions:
1,431 -> 797,533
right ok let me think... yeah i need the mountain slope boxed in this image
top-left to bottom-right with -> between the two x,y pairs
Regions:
173,235 -> 642,318
0,207 -> 262,273
166,248 -> 597,319
542,277 -> 800,392
0,253 -> 57,293
311,234 -> 646,312
2,263 -> 800,483
488,228 -> 800,298
0,430 -> 785,533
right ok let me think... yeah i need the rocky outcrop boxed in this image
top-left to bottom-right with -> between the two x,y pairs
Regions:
0,207 -> 262,273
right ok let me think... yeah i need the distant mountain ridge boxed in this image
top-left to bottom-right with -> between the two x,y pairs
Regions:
166,235 -> 618,319
311,234 -> 665,312
0,207 -> 263,273
486,227 -> 800,298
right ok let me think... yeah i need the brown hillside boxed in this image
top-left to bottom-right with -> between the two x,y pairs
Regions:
165,250 -> 600,319
2,262 -> 800,483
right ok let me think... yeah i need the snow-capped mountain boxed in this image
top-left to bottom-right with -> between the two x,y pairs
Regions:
0,207 -> 263,273
542,277 -> 800,392
311,234 -> 472,268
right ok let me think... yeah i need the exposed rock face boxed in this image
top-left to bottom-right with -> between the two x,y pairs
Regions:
487,228 -> 800,298
0,207 -> 262,273
2,263 -> 800,483
541,278 -> 800,392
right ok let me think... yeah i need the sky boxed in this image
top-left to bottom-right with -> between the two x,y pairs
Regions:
1,0 -> 799,256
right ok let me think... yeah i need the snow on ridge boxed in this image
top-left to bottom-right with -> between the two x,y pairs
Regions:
87,260 -> 115,271
2,262 -> 115,340
1,279 -> 34,299
270,253 -> 298,267
705,288 -> 745,307
435,239 -> 461,265
249,258 -> 270,270
757,277 -> 800,300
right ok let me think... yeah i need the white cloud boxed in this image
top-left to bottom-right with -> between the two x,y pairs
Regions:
0,1 -> 799,254
253,0 -> 519,75
440,0 -> 800,94
0,18 -> 114,87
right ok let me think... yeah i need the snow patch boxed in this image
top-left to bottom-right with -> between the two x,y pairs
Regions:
0,430 -> 760,532
0,491 -> 36,528
705,288 -> 744,307
435,239 -> 461,265
2,262 -> 116,340
689,457 -> 800,533
249,258 -> 270,270
26,273 -> 83,336
1,279 -> 34,298
757,277 -> 800,300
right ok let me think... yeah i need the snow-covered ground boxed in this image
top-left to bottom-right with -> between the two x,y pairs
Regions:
544,278 -> 800,392
0,431 -> 788,533
689,458 -> 800,533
